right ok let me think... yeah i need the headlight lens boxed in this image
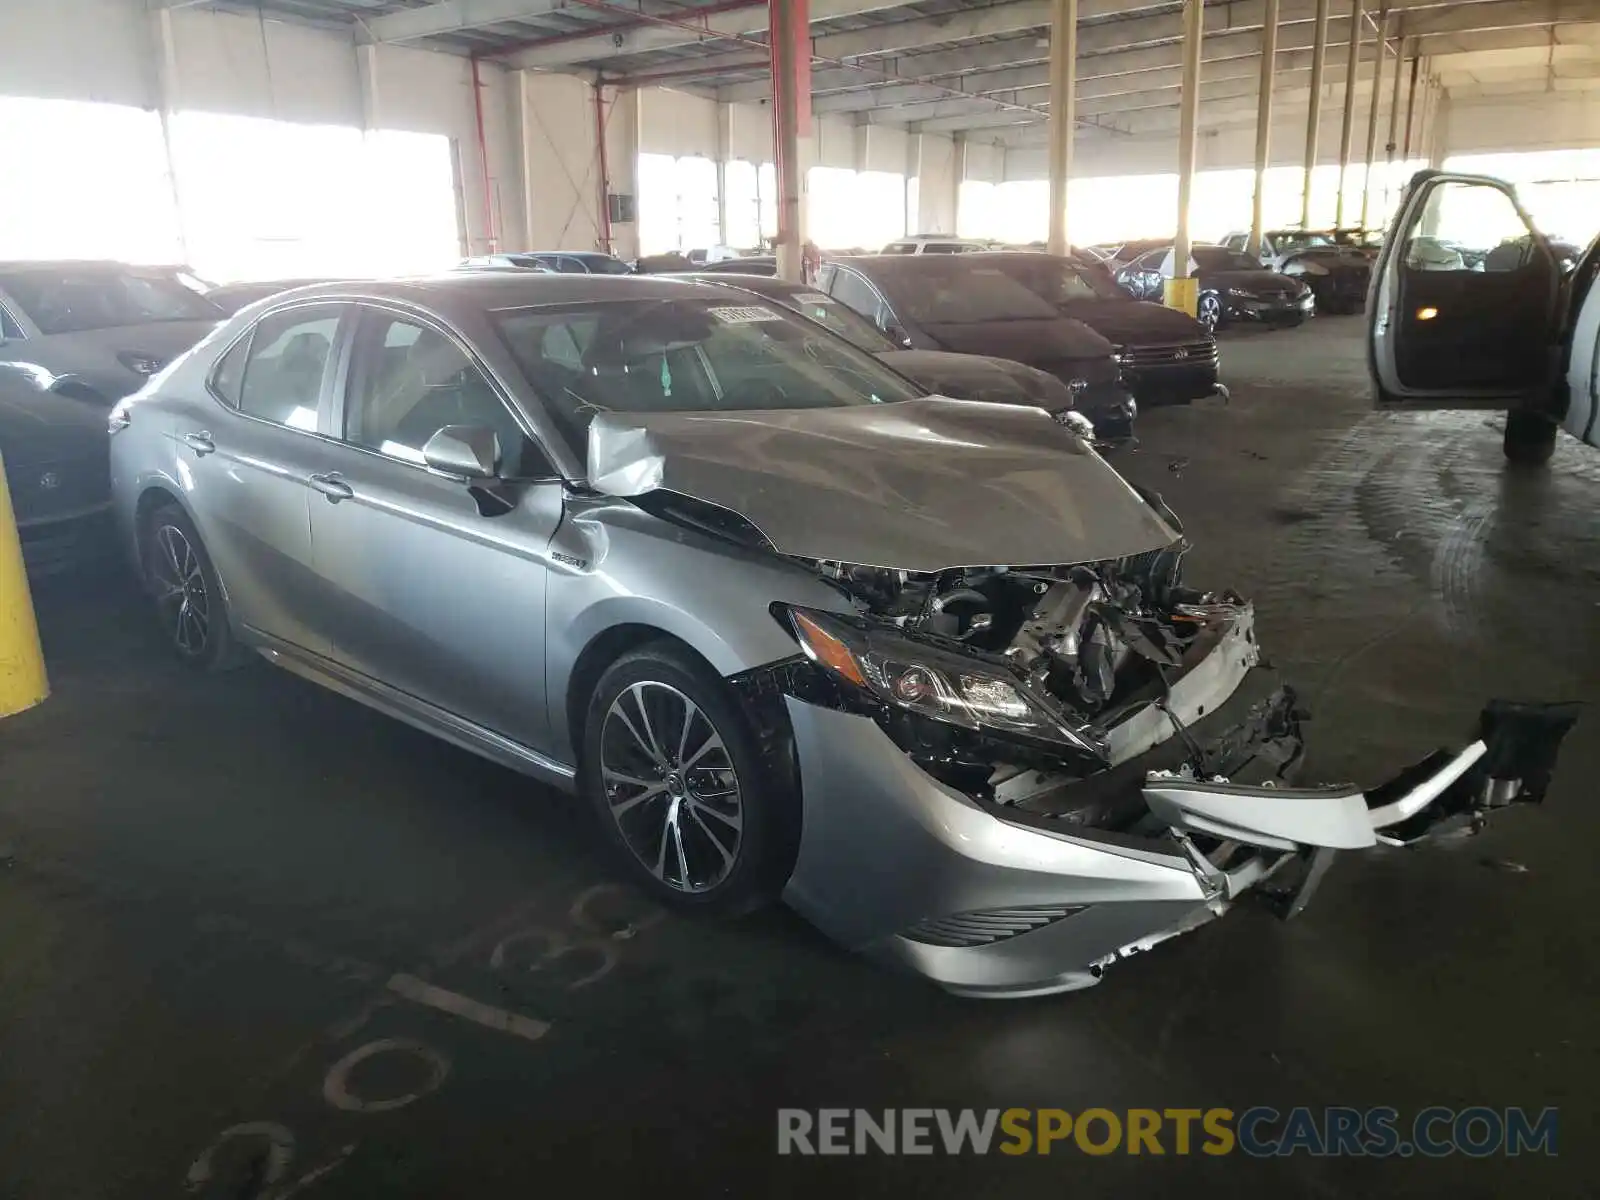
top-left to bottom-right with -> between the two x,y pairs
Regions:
787,607 -> 1103,753
117,351 -> 164,376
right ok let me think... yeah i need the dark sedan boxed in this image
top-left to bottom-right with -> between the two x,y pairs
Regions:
0,369 -> 112,575
678,272 -> 1090,427
1115,245 -> 1314,332
814,256 -> 1137,438
973,253 -> 1221,405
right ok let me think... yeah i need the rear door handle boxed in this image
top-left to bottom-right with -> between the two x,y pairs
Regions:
307,472 -> 354,503
181,431 -> 215,457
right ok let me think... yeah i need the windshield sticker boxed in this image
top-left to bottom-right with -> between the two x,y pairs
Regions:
710,305 -> 783,324
793,293 -> 833,306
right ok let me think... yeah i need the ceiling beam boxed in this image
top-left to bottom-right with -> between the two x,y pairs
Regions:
810,21 -> 1572,116
898,49 -> 1377,130
715,0 -> 1584,104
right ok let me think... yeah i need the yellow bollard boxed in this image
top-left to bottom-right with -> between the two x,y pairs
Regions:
1162,276 -> 1199,318
0,450 -> 48,718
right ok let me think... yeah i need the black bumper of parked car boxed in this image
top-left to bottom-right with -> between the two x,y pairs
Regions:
1114,340 -> 1220,405
1072,382 -> 1138,443
1307,272 -> 1369,313
1223,293 -> 1315,326
18,505 -> 116,576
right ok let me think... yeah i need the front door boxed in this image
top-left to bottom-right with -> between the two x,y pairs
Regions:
1368,170 -> 1563,411
307,304 -> 565,753
177,301 -> 352,656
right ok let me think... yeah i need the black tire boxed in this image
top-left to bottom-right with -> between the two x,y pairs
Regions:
1503,410 -> 1558,467
139,502 -> 244,670
580,641 -> 798,915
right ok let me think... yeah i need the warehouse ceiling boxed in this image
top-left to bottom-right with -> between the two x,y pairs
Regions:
183,0 -> 1600,143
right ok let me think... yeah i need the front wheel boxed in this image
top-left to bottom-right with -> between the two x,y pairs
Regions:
581,642 -> 798,914
1503,410 -> 1558,466
1197,293 -> 1222,333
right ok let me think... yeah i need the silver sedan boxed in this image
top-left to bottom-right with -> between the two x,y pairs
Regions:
108,274 -> 1579,997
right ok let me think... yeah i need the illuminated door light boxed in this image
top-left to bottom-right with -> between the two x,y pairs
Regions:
1417,307 -> 1439,321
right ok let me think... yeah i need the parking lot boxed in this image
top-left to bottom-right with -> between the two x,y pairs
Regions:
2,314 -> 1596,1198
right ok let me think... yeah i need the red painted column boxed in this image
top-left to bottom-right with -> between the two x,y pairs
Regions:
769,0 -> 811,280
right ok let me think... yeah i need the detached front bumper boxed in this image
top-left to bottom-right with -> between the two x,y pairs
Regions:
780,610 -> 1580,998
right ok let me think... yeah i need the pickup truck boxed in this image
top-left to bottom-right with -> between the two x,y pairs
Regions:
1368,169 -> 1599,465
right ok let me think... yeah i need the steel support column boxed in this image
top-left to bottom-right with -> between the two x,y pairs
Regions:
148,8 -> 191,263
1359,8 -> 1389,230
952,135 -> 967,235
1247,0 -> 1281,256
769,0 -> 811,280
1301,0 -> 1331,228
1168,0 -> 1204,314
1382,24 -> 1405,216
1402,47 -> 1420,161
1045,0 -> 1078,255
716,102 -> 733,247
1334,0 -> 1363,226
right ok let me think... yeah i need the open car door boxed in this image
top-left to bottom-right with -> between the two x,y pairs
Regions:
1369,170 -> 1564,416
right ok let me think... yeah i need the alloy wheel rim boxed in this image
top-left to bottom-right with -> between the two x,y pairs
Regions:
600,680 -> 744,893
151,524 -> 210,657
1199,296 -> 1220,331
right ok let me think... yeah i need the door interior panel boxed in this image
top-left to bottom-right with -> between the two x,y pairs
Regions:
1395,257 -> 1552,390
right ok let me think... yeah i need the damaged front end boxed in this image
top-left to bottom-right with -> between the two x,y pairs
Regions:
743,535 -> 1580,998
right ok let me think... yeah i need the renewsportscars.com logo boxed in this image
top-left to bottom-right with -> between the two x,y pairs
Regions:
776,1107 -> 1558,1158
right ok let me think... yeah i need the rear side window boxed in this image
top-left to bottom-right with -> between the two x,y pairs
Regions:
882,243 -> 915,255
237,304 -> 343,431
209,332 -> 252,407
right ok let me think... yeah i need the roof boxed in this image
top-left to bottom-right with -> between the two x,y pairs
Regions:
274,272 -> 743,312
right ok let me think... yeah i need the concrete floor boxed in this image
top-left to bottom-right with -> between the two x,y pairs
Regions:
2,317 -> 1596,1198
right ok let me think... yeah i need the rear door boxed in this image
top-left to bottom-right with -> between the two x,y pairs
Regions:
1368,170 -> 1563,413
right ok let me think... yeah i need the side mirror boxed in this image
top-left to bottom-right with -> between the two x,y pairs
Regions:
422,424 -> 500,480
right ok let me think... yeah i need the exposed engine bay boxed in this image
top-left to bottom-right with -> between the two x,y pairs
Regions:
794,537 -> 1297,831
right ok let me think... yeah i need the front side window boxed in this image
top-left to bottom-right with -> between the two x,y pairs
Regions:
826,270 -> 883,323
494,298 -> 922,459
237,305 -> 343,431
344,310 -> 546,476
0,268 -> 221,335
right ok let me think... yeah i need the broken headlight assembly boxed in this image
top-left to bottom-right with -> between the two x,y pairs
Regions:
781,606 -> 1106,758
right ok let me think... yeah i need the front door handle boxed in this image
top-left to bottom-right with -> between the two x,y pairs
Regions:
182,431 -> 215,457
307,472 -> 354,503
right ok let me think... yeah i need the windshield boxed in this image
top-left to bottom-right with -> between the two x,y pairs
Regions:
495,298 -> 923,458
772,290 -> 897,352
1,268 -> 221,334
1192,247 -> 1266,272
983,256 -> 1127,305
879,262 -> 1064,325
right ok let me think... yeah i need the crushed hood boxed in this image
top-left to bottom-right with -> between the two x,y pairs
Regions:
586,397 -> 1180,573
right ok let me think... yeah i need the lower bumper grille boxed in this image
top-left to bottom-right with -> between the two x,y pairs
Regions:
903,905 -> 1087,948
